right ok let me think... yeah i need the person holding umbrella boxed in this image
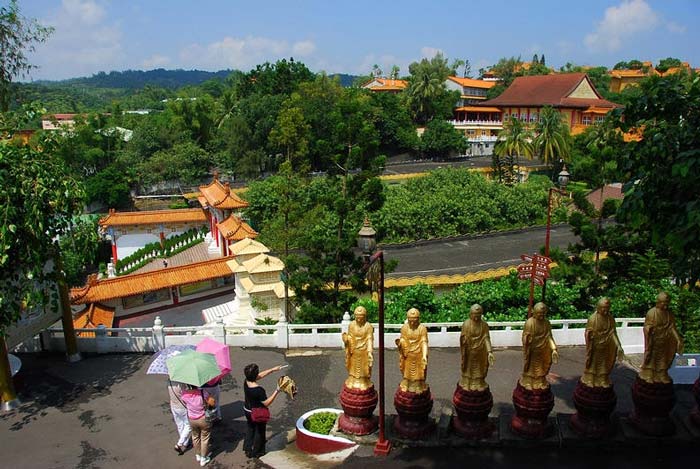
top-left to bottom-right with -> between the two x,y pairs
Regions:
166,351 -> 222,466
146,345 -> 196,455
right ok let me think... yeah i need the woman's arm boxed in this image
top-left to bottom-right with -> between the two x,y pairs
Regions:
256,365 -> 282,380
262,388 -> 280,407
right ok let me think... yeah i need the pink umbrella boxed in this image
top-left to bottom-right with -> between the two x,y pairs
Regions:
196,337 -> 232,381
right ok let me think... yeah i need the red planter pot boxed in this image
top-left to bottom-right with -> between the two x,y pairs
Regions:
295,408 -> 357,454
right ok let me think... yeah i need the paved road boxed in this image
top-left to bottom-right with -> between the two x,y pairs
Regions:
2,348 -> 696,468
385,225 -> 577,277
382,156 -> 544,175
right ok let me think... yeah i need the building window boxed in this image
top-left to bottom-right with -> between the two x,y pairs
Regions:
582,115 -> 592,125
595,116 -> 605,123
122,288 -> 171,309
520,113 -> 527,121
529,114 -> 538,122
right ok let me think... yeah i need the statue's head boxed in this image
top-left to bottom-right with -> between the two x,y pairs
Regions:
596,297 -> 611,316
533,302 -> 547,319
407,308 -> 420,328
656,292 -> 670,311
470,304 -> 483,322
354,305 -> 367,325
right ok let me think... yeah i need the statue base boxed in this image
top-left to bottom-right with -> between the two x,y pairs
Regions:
393,387 -> 435,439
570,380 -> 617,438
690,376 -> 700,429
452,384 -> 494,439
511,382 -> 554,439
630,376 -> 676,436
339,384 -> 378,436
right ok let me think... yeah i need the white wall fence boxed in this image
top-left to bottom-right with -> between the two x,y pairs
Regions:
15,315 -> 646,355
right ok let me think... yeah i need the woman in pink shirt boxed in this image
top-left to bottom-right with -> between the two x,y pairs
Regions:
181,386 -> 216,467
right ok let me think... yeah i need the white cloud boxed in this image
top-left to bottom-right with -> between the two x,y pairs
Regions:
178,36 -> 317,70
584,0 -> 659,52
292,40 -> 316,57
141,54 -> 171,70
665,20 -> 686,34
29,0 -> 124,80
420,46 -> 443,59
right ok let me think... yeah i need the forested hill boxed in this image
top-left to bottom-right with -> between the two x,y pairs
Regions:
32,68 -> 235,90
14,68 -> 359,113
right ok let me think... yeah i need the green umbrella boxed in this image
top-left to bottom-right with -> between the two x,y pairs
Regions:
166,350 -> 221,386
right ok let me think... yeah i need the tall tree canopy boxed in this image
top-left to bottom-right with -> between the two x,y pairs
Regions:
0,0 -> 53,111
615,74 -> 700,289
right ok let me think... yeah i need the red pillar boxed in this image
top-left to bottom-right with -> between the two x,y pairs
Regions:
111,242 -> 118,265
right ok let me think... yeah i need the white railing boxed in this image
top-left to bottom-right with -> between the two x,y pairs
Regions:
449,119 -> 503,126
466,136 -> 499,143
16,315 -> 646,355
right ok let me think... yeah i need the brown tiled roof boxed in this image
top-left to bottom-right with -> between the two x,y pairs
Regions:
99,208 -> 207,227
482,73 -> 620,109
69,258 -> 234,304
586,184 -> 624,211
216,215 -> 257,241
198,178 -> 248,210
73,303 -> 115,336
447,76 -> 496,89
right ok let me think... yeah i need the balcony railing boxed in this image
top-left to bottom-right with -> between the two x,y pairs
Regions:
449,119 -> 503,127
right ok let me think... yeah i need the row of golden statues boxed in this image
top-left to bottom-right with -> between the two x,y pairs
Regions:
342,292 -> 683,394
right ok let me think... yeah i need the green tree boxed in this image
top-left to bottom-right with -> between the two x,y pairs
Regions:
494,116 -> 534,184
59,216 -> 101,287
0,130 -> 85,405
419,119 -> 465,159
615,74 -> 700,289
405,52 -> 456,125
0,0 -> 53,111
269,106 -> 310,170
656,57 -> 682,73
534,106 -> 571,168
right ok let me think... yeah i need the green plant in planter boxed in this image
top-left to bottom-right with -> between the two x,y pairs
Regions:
303,412 -> 338,435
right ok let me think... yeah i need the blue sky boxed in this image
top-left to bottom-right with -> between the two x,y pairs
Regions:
19,0 -> 700,81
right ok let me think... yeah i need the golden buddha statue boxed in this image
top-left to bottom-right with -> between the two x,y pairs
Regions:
342,306 -> 374,390
581,297 -> 624,388
459,304 -> 495,391
639,292 -> 683,384
520,302 -> 559,390
395,308 -> 429,393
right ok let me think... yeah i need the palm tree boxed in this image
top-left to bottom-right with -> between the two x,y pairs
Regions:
407,69 -> 442,125
534,106 -> 571,169
494,116 -> 533,184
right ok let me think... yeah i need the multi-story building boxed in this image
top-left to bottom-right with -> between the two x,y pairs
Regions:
481,72 -> 620,136
445,76 -> 501,155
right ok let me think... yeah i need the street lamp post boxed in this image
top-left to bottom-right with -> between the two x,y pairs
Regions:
542,166 -> 570,303
357,218 -> 391,456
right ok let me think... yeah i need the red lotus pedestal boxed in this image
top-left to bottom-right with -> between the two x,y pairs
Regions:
630,376 -> 676,436
393,387 -> 435,439
511,382 -> 554,438
338,385 -> 378,436
689,376 -> 700,429
452,385 -> 494,439
570,380 -> 617,438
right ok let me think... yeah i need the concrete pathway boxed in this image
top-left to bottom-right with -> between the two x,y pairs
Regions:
2,347 -> 696,468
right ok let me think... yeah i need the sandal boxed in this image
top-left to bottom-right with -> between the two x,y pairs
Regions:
174,445 -> 184,455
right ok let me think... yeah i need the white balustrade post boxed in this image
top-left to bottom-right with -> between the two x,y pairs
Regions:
276,312 -> 289,349
152,316 -> 165,352
95,325 -> 108,354
341,311 -> 351,334
213,318 -> 226,343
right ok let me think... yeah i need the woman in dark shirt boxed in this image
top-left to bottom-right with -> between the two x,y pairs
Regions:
243,363 -> 283,458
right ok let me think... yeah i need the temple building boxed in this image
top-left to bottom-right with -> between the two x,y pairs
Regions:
361,77 -> 408,93
480,73 -> 621,136
445,77 -> 502,156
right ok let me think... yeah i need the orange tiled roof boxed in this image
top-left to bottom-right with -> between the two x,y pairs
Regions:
609,69 -> 650,78
198,177 -> 248,210
216,214 -> 258,241
362,78 -> 408,91
99,208 -> 207,227
73,303 -> 115,336
70,258 -> 234,304
586,184 -> 624,211
447,76 -> 496,89
582,106 -> 612,115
